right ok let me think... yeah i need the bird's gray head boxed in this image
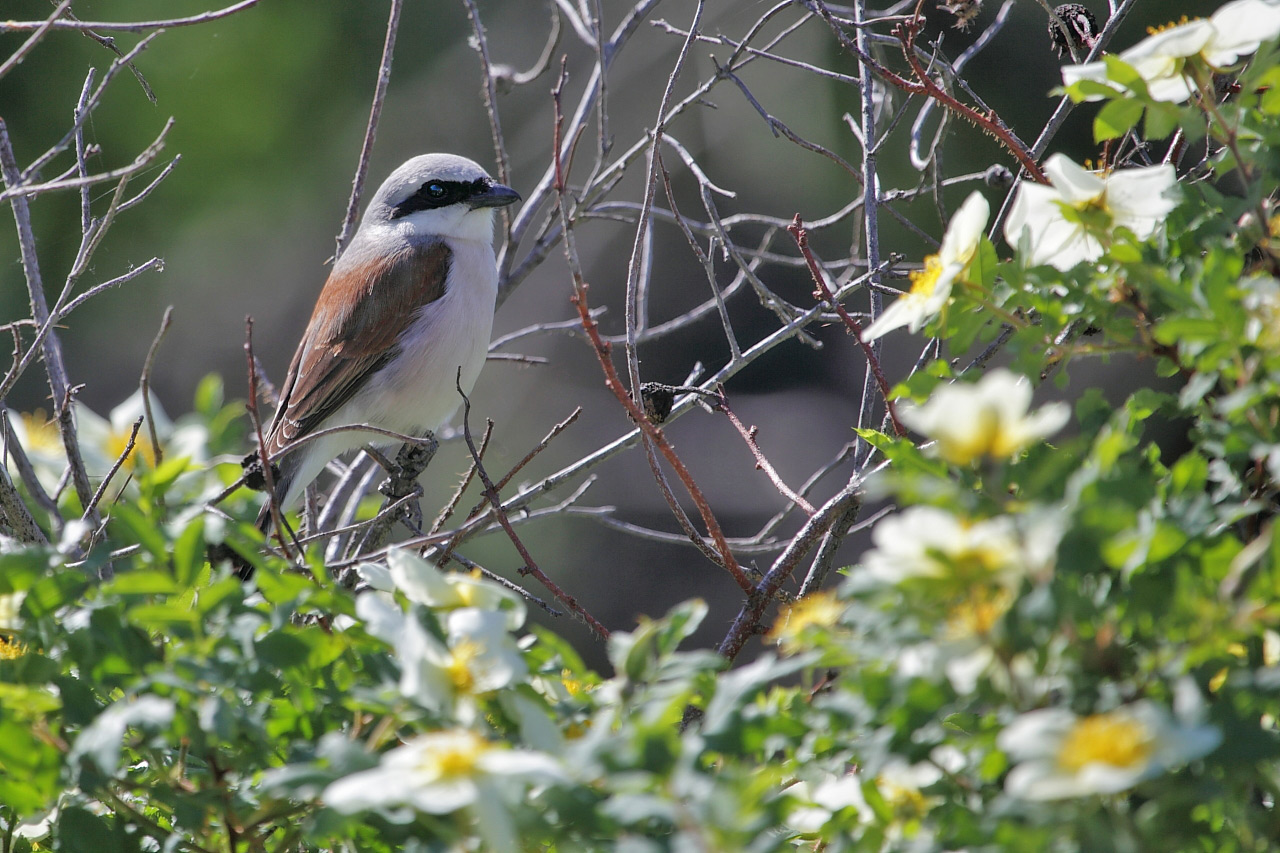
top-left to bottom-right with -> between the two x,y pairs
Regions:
363,153 -> 520,242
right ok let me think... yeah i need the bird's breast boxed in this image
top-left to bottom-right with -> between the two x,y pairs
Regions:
338,238 -> 498,436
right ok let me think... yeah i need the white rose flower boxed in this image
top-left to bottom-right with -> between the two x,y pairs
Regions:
323,729 -> 564,849
1005,154 -> 1177,271
357,593 -> 526,716
899,369 -> 1070,465
388,548 -> 526,630
998,700 -> 1221,800
1063,0 -> 1280,103
864,191 -> 989,340
863,506 -> 1023,588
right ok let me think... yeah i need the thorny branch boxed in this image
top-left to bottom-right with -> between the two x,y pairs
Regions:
789,216 -> 905,437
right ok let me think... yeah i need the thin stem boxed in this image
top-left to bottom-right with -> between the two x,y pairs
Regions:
335,0 -> 403,258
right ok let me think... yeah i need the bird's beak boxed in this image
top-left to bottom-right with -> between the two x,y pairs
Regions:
469,182 -> 521,209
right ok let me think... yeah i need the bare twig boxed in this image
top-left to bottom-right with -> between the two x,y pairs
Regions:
139,307 -> 174,467
0,1 -> 262,32
0,0 -> 74,83
462,0 -> 514,242
713,388 -> 816,516
718,484 -> 863,662
0,416 -> 49,545
441,549 -> 563,617
430,419 -> 494,541
1,118 -> 174,202
335,0 -> 403,258
351,435 -> 437,560
82,417 -> 142,521
244,318 -> 292,560
553,66 -> 753,595
456,372 -> 609,641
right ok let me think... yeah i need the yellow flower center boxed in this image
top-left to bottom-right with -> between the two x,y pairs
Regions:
19,410 -> 62,455
106,428 -> 158,471
560,668 -> 589,698
445,640 -> 481,693
945,586 -> 1013,638
418,732 -> 487,780
0,635 -> 25,660
1057,713 -> 1153,773
878,777 -> 931,819
943,540 -> 1011,585
768,591 -> 845,653
908,255 -> 944,298
1146,16 -> 1194,36
941,401 -> 1003,465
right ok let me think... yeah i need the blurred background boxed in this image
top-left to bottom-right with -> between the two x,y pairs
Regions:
0,0 -> 1216,662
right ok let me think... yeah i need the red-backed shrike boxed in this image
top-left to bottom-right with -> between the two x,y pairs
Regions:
258,153 -> 519,527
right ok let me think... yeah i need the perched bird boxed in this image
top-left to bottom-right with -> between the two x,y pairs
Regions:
255,153 -> 519,533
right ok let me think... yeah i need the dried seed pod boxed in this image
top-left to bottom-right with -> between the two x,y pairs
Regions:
639,383 -> 678,425
1049,3 -> 1100,58
939,0 -> 983,30
240,451 -> 280,492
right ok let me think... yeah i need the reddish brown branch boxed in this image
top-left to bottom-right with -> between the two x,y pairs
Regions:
567,287 -> 753,593
788,216 -> 905,437
434,407 -> 580,563
244,318 -> 294,560
430,419 -> 494,541
714,388 -> 816,516
552,69 -> 753,595
805,1 -> 1047,184
456,374 -> 609,641
892,20 -> 1047,183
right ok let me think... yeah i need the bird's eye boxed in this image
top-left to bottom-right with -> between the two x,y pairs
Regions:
425,182 -> 447,199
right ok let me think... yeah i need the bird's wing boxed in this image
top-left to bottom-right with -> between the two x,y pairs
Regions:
264,241 -> 452,460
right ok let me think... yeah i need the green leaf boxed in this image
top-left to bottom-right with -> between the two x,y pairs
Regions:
144,454 -> 191,495
1102,54 -> 1150,98
128,603 -> 199,629
1094,98 -> 1145,142
855,428 -> 949,478
0,549 -> 52,594
1154,317 -> 1224,345
58,807 -> 127,853
1143,101 -> 1182,139
1063,79 -> 1121,102
103,570 -> 178,597
968,237 -> 999,290
110,503 -> 168,560
173,517 -> 205,586
194,373 -> 225,417
1107,239 -> 1143,264
256,631 -> 311,668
